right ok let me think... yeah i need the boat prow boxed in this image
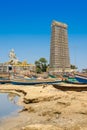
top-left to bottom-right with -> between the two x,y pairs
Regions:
75,74 -> 87,84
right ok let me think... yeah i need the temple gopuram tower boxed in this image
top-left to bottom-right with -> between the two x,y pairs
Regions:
49,20 -> 70,73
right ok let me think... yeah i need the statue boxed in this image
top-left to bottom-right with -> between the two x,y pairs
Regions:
9,49 -> 16,59
9,49 -> 18,64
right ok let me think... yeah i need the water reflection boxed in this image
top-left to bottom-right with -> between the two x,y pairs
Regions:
8,93 -> 18,103
0,93 -> 22,118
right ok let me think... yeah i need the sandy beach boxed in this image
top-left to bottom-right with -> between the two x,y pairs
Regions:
0,84 -> 87,130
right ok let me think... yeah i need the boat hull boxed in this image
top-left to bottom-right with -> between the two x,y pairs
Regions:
11,79 -> 61,85
0,78 -> 10,84
75,75 -> 87,83
0,80 -> 11,84
53,82 -> 87,91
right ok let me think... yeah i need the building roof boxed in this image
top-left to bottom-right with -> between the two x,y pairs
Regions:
52,20 -> 67,28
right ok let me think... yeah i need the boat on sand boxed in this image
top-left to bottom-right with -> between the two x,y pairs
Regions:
52,82 -> 87,91
11,78 -> 61,85
0,79 -> 11,84
75,74 -> 87,83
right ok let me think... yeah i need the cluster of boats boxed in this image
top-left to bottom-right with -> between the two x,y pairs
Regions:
0,74 -> 62,85
0,73 -> 87,88
53,74 -> 87,90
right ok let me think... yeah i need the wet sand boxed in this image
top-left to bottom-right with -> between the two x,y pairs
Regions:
0,84 -> 87,130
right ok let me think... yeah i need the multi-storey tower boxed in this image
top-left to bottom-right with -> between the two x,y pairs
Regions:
50,20 -> 70,73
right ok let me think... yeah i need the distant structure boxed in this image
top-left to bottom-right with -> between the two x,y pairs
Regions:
50,20 -> 70,73
0,49 -> 36,73
9,49 -> 18,64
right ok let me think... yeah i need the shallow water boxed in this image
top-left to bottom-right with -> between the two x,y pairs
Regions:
0,93 -> 22,118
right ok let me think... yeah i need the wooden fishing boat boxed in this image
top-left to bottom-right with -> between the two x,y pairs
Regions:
11,78 -> 62,85
75,75 -> 87,83
52,82 -> 87,91
53,82 -> 87,87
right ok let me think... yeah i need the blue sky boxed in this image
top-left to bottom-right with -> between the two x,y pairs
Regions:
0,0 -> 87,70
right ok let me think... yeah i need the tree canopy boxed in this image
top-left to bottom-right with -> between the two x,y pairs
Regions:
70,64 -> 77,69
35,57 -> 48,73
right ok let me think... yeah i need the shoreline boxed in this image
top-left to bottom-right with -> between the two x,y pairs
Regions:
0,84 -> 87,130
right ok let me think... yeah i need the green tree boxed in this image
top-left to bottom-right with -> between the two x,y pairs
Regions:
36,66 -> 42,73
70,64 -> 77,69
35,61 -> 40,67
39,58 -> 47,72
35,58 -> 48,73
39,58 -> 47,64
35,60 -> 41,73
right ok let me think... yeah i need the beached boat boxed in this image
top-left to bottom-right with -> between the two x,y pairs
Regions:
0,78 -> 11,84
64,77 -> 79,84
75,75 -> 87,83
11,78 -> 62,85
0,72 -> 10,84
53,82 -> 87,87
52,82 -> 87,91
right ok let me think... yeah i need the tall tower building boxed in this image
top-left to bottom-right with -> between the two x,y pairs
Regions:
50,20 -> 70,73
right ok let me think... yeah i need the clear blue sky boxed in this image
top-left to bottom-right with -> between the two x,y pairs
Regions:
0,0 -> 87,70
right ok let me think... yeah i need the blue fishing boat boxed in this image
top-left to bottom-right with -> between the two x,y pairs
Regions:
75,75 -> 87,84
0,78 -> 10,84
11,78 -> 62,85
64,77 -> 78,84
